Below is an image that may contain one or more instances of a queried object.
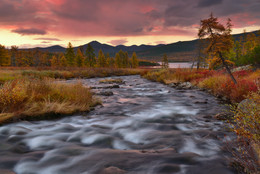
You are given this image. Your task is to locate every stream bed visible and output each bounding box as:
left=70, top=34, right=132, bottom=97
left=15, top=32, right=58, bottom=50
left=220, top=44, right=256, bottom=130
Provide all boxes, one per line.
left=0, top=75, right=235, bottom=174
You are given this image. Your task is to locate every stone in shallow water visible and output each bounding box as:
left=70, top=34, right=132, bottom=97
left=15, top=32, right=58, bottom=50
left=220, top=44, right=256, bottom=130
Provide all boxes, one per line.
left=98, top=166, right=126, bottom=174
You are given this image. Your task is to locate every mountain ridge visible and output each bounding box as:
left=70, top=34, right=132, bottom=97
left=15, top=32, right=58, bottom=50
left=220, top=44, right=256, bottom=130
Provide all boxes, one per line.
left=22, top=30, right=259, bottom=62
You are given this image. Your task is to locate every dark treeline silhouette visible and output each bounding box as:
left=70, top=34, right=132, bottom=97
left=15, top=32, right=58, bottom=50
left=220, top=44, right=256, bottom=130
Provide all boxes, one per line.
left=0, top=43, right=139, bottom=68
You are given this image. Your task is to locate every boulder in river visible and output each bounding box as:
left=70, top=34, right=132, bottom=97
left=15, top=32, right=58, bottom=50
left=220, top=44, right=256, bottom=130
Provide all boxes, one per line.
left=99, top=166, right=126, bottom=174
left=169, top=82, right=193, bottom=90
left=98, top=91, right=114, bottom=96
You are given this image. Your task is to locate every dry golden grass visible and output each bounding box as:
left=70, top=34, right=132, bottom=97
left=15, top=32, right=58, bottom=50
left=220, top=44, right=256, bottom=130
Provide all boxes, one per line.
left=0, top=78, right=100, bottom=124
left=99, top=78, right=123, bottom=84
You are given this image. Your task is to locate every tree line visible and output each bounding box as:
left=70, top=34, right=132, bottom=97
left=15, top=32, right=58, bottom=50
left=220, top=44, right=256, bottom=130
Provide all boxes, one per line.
left=0, top=43, right=139, bottom=68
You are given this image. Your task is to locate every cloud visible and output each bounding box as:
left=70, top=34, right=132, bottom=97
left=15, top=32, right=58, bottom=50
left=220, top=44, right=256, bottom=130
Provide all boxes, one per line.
left=198, top=0, right=223, bottom=7
left=12, top=28, right=47, bottom=35
left=41, top=41, right=51, bottom=43
left=0, top=0, right=259, bottom=38
left=108, top=39, right=128, bottom=46
left=34, top=38, right=61, bottom=41
left=155, top=41, right=167, bottom=45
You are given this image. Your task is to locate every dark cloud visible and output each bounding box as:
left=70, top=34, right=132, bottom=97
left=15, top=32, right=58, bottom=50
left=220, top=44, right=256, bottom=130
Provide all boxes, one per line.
left=12, top=28, right=47, bottom=35
left=108, top=39, right=128, bottom=46
left=34, top=38, right=61, bottom=41
left=198, top=0, right=223, bottom=7
left=41, top=41, right=51, bottom=43
left=1, top=0, right=260, bottom=37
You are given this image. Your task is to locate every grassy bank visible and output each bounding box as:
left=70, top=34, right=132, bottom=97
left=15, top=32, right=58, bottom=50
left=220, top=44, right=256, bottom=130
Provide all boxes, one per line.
left=0, top=67, right=148, bottom=84
left=0, top=78, right=100, bottom=124
left=144, top=68, right=259, bottom=103
left=0, top=67, right=148, bottom=124
left=143, top=68, right=260, bottom=173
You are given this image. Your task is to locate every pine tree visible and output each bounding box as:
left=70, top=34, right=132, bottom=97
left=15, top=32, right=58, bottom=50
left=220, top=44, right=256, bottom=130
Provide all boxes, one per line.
left=97, top=49, right=106, bottom=67
left=85, top=44, right=96, bottom=67
left=10, top=46, right=18, bottom=66
left=131, top=52, right=138, bottom=68
left=59, top=53, right=68, bottom=67
left=115, top=53, right=121, bottom=68
left=0, top=45, right=11, bottom=66
left=65, top=42, right=75, bottom=66
left=50, top=55, right=59, bottom=67
left=161, top=54, right=169, bottom=69
left=198, top=13, right=237, bottom=84
left=75, top=48, right=84, bottom=67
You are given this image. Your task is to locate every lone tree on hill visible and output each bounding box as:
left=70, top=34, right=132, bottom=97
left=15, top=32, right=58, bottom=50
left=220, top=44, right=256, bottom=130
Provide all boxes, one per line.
left=198, top=13, right=237, bottom=84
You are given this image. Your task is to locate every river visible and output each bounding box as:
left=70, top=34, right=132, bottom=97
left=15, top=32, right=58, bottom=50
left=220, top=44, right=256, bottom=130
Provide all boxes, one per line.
left=0, top=75, right=235, bottom=174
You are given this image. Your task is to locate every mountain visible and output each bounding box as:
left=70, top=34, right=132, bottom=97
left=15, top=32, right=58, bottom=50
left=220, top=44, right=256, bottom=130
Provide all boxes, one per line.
left=25, top=30, right=259, bottom=62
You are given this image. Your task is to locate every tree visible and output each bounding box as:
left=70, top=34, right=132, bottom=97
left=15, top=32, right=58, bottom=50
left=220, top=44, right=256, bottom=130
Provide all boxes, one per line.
left=0, top=45, right=11, bottom=66
left=131, top=52, right=138, bottom=68
left=97, top=49, right=106, bottom=67
left=198, top=13, right=237, bottom=84
left=50, top=55, right=59, bottom=67
left=59, top=53, right=68, bottom=67
left=75, top=48, right=84, bottom=67
left=10, top=46, right=18, bottom=66
left=85, top=44, right=96, bottom=67
left=115, top=53, right=121, bottom=68
left=65, top=42, right=75, bottom=66
left=161, top=54, right=169, bottom=69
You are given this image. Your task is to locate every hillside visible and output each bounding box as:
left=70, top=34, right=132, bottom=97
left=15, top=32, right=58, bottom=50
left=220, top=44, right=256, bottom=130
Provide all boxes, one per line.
left=24, top=30, right=259, bottom=62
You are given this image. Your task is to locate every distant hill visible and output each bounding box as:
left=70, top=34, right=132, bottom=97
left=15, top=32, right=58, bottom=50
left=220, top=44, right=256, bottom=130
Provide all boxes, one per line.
left=24, top=30, right=259, bottom=62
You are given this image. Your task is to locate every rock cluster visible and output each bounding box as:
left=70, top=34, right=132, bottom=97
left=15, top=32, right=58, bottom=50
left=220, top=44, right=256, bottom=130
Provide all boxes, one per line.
left=168, top=82, right=193, bottom=90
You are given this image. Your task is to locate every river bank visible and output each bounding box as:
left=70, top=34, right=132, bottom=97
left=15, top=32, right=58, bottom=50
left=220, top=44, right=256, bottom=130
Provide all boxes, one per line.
left=0, top=75, right=236, bottom=174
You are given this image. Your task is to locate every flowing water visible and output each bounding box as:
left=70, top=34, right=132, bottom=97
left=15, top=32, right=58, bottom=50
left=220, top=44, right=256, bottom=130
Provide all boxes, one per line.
left=0, top=75, right=235, bottom=174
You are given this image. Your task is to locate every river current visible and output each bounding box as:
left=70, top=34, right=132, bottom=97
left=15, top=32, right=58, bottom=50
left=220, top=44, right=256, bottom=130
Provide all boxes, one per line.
left=0, top=75, right=235, bottom=174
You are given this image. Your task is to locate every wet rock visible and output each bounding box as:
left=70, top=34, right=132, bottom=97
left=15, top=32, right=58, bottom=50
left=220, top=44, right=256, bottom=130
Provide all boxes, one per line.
left=98, top=91, right=114, bottom=96
left=214, top=112, right=233, bottom=120
left=237, top=99, right=256, bottom=113
left=99, top=166, right=126, bottom=174
left=194, top=100, right=208, bottom=104
left=231, top=65, right=252, bottom=72
left=0, top=169, right=15, bottom=174
left=91, top=85, right=120, bottom=89
left=99, top=79, right=125, bottom=85
left=155, top=164, right=180, bottom=173
left=169, top=82, right=193, bottom=90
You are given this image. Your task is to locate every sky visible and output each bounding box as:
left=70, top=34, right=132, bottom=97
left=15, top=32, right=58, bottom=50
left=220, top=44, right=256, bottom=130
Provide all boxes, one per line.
left=0, top=0, right=259, bottom=48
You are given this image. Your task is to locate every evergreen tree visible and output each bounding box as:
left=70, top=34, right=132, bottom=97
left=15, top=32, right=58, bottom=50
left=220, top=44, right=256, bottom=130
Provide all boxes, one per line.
left=10, top=46, right=18, bottom=66
left=75, top=48, right=84, bottom=67
left=115, top=53, right=121, bottom=68
left=131, top=52, right=138, bottom=68
left=65, top=42, right=75, bottom=66
left=59, top=53, right=68, bottom=67
left=0, top=45, right=11, bottom=66
left=161, top=54, right=169, bottom=69
left=97, top=49, right=106, bottom=67
left=50, top=55, right=59, bottom=67
left=85, top=44, right=96, bottom=67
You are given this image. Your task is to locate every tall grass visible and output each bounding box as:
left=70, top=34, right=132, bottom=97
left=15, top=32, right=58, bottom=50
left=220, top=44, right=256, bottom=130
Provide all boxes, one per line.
left=143, top=68, right=259, bottom=103
left=0, top=78, right=100, bottom=124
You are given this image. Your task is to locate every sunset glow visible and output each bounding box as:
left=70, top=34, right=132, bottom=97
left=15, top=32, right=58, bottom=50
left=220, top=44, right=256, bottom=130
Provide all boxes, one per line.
left=0, top=0, right=259, bottom=48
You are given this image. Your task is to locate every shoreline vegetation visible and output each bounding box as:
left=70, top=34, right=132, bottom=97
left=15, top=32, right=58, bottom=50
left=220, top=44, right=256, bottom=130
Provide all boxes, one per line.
left=0, top=67, right=148, bottom=125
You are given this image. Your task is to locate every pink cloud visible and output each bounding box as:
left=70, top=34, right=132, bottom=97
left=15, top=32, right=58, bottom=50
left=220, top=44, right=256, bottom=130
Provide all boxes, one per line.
left=0, top=0, right=259, bottom=38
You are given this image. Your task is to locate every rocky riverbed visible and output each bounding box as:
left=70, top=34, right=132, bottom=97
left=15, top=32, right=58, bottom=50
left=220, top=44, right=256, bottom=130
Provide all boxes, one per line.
left=0, top=75, right=235, bottom=174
